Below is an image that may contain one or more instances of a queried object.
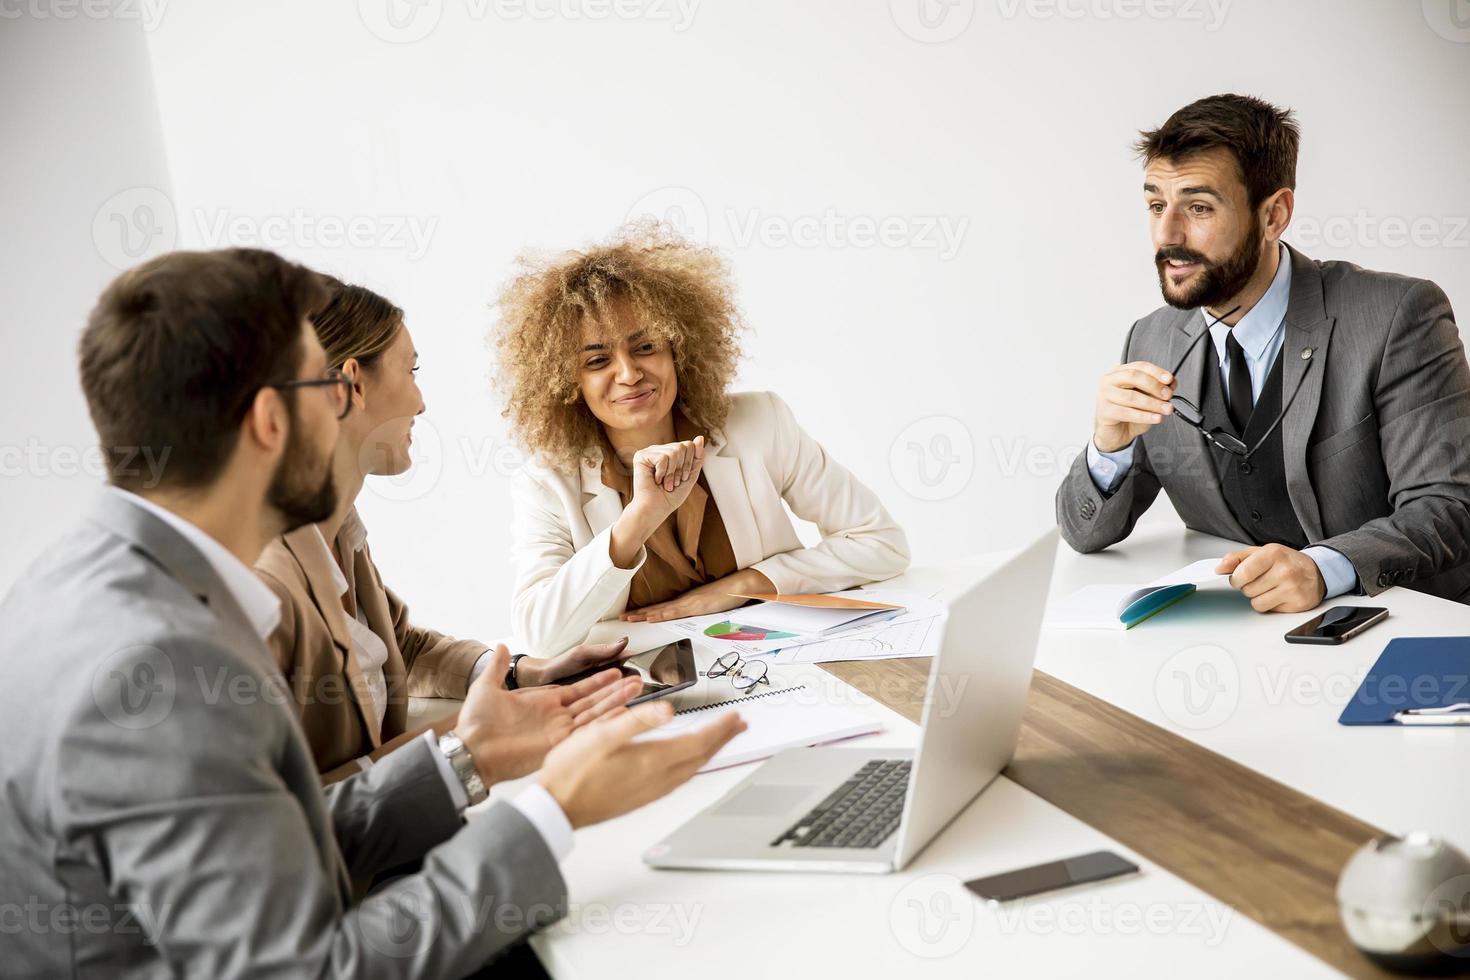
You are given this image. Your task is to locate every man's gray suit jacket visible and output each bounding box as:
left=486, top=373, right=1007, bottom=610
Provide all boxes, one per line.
left=0, top=491, right=567, bottom=977
left=1057, top=243, right=1470, bottom=602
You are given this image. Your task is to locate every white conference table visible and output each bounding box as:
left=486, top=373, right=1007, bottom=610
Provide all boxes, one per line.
left=412, top=508, right=1470, bottom=977
left=1032, top=509, right=1470, bottom=854
left=486, top=662, right=1336, bottom=979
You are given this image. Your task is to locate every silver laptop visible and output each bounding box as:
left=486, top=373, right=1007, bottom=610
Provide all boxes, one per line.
left=643, top=529, right=1058, bottom=874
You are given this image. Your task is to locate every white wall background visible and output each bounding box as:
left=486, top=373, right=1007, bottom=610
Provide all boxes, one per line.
left=4, top=0, right=1468, bottom=645
left=0, top=12, right=174, bottom=590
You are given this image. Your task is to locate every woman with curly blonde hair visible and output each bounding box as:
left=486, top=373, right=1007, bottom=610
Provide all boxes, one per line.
left=494, top=224, right=911, bottom=657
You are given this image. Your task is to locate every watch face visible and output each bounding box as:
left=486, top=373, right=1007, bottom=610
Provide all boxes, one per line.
left=440, top=734, right=488, bottom=805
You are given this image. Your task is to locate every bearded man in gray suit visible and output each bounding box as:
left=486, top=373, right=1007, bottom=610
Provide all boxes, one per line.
left=1057, top=94, right=1470, bottom=611
left=0, top=248, right=742, bottom=978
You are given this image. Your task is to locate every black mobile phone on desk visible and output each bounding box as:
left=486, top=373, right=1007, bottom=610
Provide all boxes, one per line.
left=964, top=851, right=1139, bottom=903
left=552, top=639, right=697, bottom=705
left=1284, top=606, right=1389, bottom=645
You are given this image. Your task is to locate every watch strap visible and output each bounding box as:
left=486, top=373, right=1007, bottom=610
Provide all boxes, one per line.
left=437, top=730, right=488, bottom=807
left=505, top=652, right=529, bottom=690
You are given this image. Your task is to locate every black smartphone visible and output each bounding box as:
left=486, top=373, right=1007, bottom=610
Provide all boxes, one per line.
left=1284, top=606, right=1389, bottom=645
left=964, top=851, right=1139, bottom=903
left=552, top=639, right=697, bottom=705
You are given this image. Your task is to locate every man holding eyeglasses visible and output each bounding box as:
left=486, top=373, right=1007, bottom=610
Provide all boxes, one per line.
left=0, top=248, right=743, bottom=978
left=1057, top=94, right=1470, bottom=612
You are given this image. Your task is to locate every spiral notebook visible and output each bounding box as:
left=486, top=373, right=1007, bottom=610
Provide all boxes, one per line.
left=637, top=684, right=884, bottom=773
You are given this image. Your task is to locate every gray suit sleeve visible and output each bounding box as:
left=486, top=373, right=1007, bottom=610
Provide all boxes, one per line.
left=323, top=737, right=463, bottom=880
left=1056, top=320, right=1164, bottom=551
left=53, top=637, right=567, bottom=978
left=1315, top=280, right=1470, bottom=594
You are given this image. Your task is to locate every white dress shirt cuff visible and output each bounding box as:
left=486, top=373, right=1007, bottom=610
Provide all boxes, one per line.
left=424, top=730, right=469, bottom=812
left=468, top=648, right=496, bottom=685
left=424, top=733, right=575, bottom=862
left=1303, top=546, right=1360, bottom=600
left=510, top=783, right=575, bottom=862
left=1085, top=438, right=1136, bottom=494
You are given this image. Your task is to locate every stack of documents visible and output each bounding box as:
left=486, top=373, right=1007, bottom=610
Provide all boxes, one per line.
left=723, top=592, right=904, bottom=636
left=663, top=589, right=946, bottom=665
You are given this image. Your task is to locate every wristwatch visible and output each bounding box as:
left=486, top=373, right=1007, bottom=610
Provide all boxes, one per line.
left=505, top=652, right=529, bottom=690
left=437, top=730, right=488, bottom=807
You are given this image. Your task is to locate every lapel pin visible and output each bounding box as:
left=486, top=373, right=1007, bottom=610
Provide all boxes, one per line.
left=1301, top=347, right=1313, bottom=360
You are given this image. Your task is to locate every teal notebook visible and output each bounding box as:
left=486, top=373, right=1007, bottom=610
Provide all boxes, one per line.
left=1045, top=559, right=1225, bottom=631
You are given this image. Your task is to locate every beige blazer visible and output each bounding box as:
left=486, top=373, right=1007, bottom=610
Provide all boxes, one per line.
left=256, top=510, right=486, bottom=781
left=510, top=390, right=912, bottom=657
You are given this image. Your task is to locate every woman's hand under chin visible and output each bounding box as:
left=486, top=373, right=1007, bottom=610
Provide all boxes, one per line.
left=621, top=568, right=776, bottom=624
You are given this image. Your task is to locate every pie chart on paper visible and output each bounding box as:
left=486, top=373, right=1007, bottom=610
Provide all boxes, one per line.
left=703, top=621, right=797, bottom=642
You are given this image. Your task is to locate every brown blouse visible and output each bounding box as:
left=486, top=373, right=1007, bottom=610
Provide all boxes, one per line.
left=601, top=413, right=739, bottom=609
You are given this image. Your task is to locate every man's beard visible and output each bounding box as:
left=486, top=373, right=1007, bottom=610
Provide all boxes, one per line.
left=1155, top=216, right=1263, bottom=311
left=267, top=416, right=337, bottom=532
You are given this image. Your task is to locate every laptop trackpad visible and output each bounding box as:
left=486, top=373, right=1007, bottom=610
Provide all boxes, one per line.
left=712, top=784, right=813, bottom=818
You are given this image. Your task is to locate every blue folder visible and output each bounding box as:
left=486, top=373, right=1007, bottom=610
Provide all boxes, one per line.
left=1338, top=637, right=1470, bottom=725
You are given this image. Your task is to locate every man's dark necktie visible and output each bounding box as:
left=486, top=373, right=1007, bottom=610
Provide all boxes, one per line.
left=1224, top=331, right=1253, bottom=433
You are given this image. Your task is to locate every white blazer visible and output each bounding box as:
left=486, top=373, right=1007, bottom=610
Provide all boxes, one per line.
left=510, top=390, right=912, bottom=656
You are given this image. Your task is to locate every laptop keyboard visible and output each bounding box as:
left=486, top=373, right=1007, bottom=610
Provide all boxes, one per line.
left=772, top=759, right=911, bottom=849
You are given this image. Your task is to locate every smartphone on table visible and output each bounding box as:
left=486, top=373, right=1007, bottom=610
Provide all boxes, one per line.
left=1284, top=606, right=1388, bottom=645
left=552, top=639, right=698, bottom=705
left=964, top=850, right=1140, bottom=903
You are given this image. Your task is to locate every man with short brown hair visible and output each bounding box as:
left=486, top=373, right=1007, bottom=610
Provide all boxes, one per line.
left=1057, top=94, right=1470, bottom=611
left=0, top=247, right=742, bottom=978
